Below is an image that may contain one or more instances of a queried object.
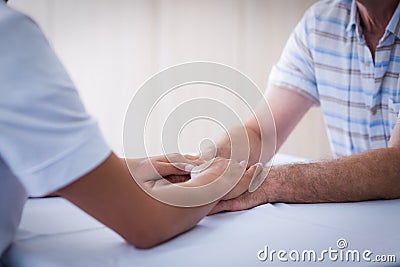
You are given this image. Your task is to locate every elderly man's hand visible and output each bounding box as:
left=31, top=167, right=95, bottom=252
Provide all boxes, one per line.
left=208, top=162, right=267, bottom=214
left=208, top=190, right=268, bottom=215
left=186, top=158, right=259, bottom=190
left=219, top=162, right=264, bottom=200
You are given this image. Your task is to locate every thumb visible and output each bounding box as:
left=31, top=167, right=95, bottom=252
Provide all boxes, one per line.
left=248, top=164, right=268, bottom=193
left=221, top=163, right=262, bottom=201
left=208, top=200, right=231, bottom=215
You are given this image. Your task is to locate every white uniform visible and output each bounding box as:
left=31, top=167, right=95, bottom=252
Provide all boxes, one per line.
left=0, top=2, right=110, bottom=258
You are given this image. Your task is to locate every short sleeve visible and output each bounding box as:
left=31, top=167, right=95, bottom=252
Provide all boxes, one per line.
left=0, top=6, right=111, bottom=196
left=268, top=8, right=320, bottom=105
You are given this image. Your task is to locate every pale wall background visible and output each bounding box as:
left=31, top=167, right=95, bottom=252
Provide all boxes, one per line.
left=9, top=0, right=333, bottom=160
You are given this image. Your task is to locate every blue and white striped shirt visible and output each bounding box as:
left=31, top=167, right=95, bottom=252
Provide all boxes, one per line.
left=269, top=0, right=400, bottom=157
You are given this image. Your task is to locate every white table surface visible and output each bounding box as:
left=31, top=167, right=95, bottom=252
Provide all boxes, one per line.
left=2, top=154, right=400, bottom=267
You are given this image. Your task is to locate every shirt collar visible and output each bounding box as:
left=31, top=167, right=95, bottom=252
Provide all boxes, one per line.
left=346, top=0, right=400, bottom=40
left=386, top=2, right=400, bottom=39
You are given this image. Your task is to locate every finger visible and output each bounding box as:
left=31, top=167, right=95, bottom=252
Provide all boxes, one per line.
left=171, top=162, right=197, bottom=172
left=144, top=176, right=177, bottom=188
left=183, top=154, right=200, bottom=160
left=155, top=153, right=189, bottom=164
left=152, top=179, right=170, bottom=187
left=190, top=159, right=216, bottom=176
left=156, top=162, right=194, bottom=177
left=158, top=153, right=206, bottom=167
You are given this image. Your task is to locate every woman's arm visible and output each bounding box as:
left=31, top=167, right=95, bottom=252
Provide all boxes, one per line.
left=57, top=153, right=256, bottom=248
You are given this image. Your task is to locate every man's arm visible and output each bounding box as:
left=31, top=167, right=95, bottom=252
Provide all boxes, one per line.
left=211, top=123, right=400, bottom=213
left=211, top=86, right=313, bottom=165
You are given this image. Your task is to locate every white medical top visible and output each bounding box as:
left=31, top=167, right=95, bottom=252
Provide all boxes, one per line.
left=0, top=2, right=110, bottom=258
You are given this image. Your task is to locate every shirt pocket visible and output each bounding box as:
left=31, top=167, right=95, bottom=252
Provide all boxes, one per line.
left=388, top=97, right=400, bottom=129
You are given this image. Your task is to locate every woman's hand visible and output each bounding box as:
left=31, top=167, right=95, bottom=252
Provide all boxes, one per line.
left=180, top=157, right=261, bottom=201
left=125, top=153, right=204, bottom=188
left=126, top=154, right=262, bottom=207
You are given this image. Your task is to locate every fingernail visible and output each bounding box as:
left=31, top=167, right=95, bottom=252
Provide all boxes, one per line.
left=249, top=164, right=266, bottom=193
left=184, top=164, right=195, bottom=172
left=248, top=173, right=261, bottom=193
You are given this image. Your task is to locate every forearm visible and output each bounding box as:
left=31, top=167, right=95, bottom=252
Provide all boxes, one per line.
left=58, top=153, right=217, bottom=249
left=137, top=194, right=216, bottom=248
left=264, top=148, right=400, bottom=203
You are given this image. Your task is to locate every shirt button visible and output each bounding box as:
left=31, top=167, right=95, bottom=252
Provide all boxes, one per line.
left=371, top=106, right=378, bottom=115
left=365, top=61, right=370, bottom=67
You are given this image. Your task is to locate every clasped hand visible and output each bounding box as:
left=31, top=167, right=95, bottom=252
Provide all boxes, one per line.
left=126, top=153, right=263, bottom=202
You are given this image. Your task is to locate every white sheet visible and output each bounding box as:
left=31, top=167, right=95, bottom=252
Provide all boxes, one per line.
left=2, top=154, right=400, bottom=267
